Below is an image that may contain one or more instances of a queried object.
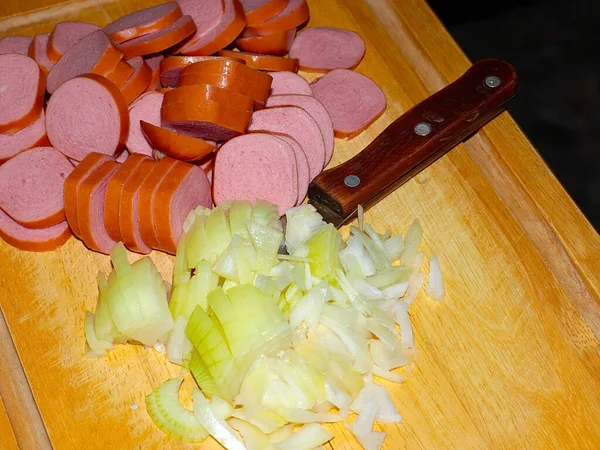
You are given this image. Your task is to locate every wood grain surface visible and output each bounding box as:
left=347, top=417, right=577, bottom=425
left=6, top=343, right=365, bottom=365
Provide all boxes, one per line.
left=1, top=0, right=600, bottom=449
left=0, top=394, right=19, bottom=450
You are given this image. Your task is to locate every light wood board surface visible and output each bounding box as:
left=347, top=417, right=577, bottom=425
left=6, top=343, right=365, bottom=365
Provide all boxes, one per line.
left=1, top=0, right=600, bottom=448
left=0, top=394, right=19, bottom=450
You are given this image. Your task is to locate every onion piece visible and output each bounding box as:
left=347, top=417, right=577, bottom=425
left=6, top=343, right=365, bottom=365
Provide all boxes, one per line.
left=146, top=377, right=209, bottom=443
left=84, top=311, right=113, bottom=356
left=166, top=316, right=193, bottom=365
left=273, top=423, right=334, bottom=450
left=228, top=417, right=273, bottom=450
left=192, top=388, right=246, bottom=450
left=425, top=254, right=445, bottom=302
left=268, top=424, right=294, bottom=443
left=351, top=383, right=402, bottom=424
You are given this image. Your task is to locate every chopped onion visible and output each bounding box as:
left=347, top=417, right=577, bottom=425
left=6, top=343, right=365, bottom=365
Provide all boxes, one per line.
left=400, top=219, right=423, bottom=268
left=83, top=312, right=112, bottom=356
left=268, top=424, right=294, bottom=443
left=227, top=417, right=272, bottom=450
left=86, top=200, right=445, bottom=449
left=146, top=377, right=208, bottom=443
left=425, top=254, right=445, bottom=302
left=192, top=388, right=246, bottom=450
left=403, top=272, right=427, bottom=306
left=351, top=383, right=402, bottom=424
left=273, top=423, right=334, bottom=450
left=371, top=365, right=405, bottom=383
left=395, top=302, right=414, bottom=349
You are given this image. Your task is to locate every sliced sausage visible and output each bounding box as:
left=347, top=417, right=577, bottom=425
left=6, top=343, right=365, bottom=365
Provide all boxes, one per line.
left=0, top=210, right=71, bottom=252
left=0, top=54, right=45, bottom=134
left=0, top=147, right=73, bottom=229
left=268, top=71, right=311, bottom=96
left=218, top=49, right=298, bottom=72
left=310, top=69, right=386, bottom=139
left=177, top=0, right=246, bottom=56
left=141, top=121, right=216, bottom=162
left=47, top=74, right=129, bottom=161
left=161, top=98, right=253, bottom=141
left=265, top=94, right=334, bottom=165
left=121, top=57, right=152, bottom=104
left=163, top=84, right=254, bottom=112
left=103, top=153, right=149, bottom=242
left=46, top=30, right=123, bottom=94
left=118, top=15, right=197, bottom=58
left=47, top=21, right=101, bottom=62
left=289, top=27, right=365, bottom=72
left=153, top=161, right=212, bottom=254
left=119, top=158, right=156, bottom=253
left=246, top=0, right=308, bottom=33
left=126, top=91, right=163, bottom=156
left=270, top=133, right=309, bottom=205
left=179, top=59, right=272, bottom=104
left=240, top=0, right=288, bottom=26
left=247, top=105, right=325, bottom=179
left=106, top=59, right=135, bottom=89
left=77, top=160, right=120, bottom=254
left=213, top=133, right=298, bottom=216
left=159, top=55, right=245, bottom=87
left=144, top=54, right=164, bottom=91
left=27, top=33, right=55, bottom=74
left=64, top=153, right=112, bottom=237
left=0, top=36, right=33, bottom=55
left=115, top=149, right=130, bottom=162
left=235, top=28, right=296, bottom=55
left=0, top=109, right=48, bottom=163
left=199, top=153, right=215, bottom=178
left=104, top=2, right=182, bottom=44
left=137, top=157, right=179, bottom=250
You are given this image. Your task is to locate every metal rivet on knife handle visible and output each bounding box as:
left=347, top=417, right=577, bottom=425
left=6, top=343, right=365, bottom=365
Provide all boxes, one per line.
left=414, top=122, right=432, bottom=136
left=344, top=175, right=360, bottom=188
left=484, top=75, right=501, bottom=88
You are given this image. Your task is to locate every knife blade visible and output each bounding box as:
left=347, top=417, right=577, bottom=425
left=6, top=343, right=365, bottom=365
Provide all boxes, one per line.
left=306, top=58, right=518, bottom=227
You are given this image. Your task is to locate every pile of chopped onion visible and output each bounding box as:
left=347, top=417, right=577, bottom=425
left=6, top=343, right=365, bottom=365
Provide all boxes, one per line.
left=85, top=201, right=445, bottom=450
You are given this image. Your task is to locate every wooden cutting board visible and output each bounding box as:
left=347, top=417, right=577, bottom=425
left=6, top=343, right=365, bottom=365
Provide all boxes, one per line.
left=2, top=0, right=600, bottom=448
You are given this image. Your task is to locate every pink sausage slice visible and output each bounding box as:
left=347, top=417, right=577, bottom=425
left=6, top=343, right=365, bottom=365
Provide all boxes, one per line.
left=77, top=160, right=120, bottom=254
left=213, top=133, right=298, bottom=216
left=268, top=71, right=311, bottom=96
left=176, top=0, right=223, bottom=53
left=28, top=34, right=55, bottom=74
left=0, top=147, right=74, bottom=229
left=270, top=133, right=309, bottom=205
left=47, top=74, right=129, bottom=161
left=289, top=27, right=365, bottom=72
left=46, top=30, right=122, bottom=94
left=153, top=161, right=212, bottom=254
left=144, top=54, right=164, bottom=91
left=247, top=105, right=325, bottom=179
left=177, top=0, right=245, bottom=56
left=0, top=210, right=70, bottom=252
left=310, top=69, right=386, bottom=139
left=104, top=2, right=182, bottom=44
left=265, top=94, right=334, bottom=166
left=0, top=54, right=45, bottom=134
left=0, top=109, right=48, bottom=163
left=0, top=36, right=33, bottom=55
left=47, top=21, right=101, bottom=62
left=126, top=91, right=164, bottom=156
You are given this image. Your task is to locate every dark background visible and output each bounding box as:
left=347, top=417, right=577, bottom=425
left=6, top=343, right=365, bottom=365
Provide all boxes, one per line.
left=426, top=0, right=599, bottom=231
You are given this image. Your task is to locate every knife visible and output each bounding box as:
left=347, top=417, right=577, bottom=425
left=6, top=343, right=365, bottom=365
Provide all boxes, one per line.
left=306, top=58, right=518, bottom=227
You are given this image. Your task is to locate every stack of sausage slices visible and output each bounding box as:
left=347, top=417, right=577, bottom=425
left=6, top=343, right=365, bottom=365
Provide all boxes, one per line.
left=0, top=0, right=387, bottom=255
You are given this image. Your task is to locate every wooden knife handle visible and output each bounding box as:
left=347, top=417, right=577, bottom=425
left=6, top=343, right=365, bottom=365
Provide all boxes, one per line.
left=307, top=58, right=518, bottom=227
